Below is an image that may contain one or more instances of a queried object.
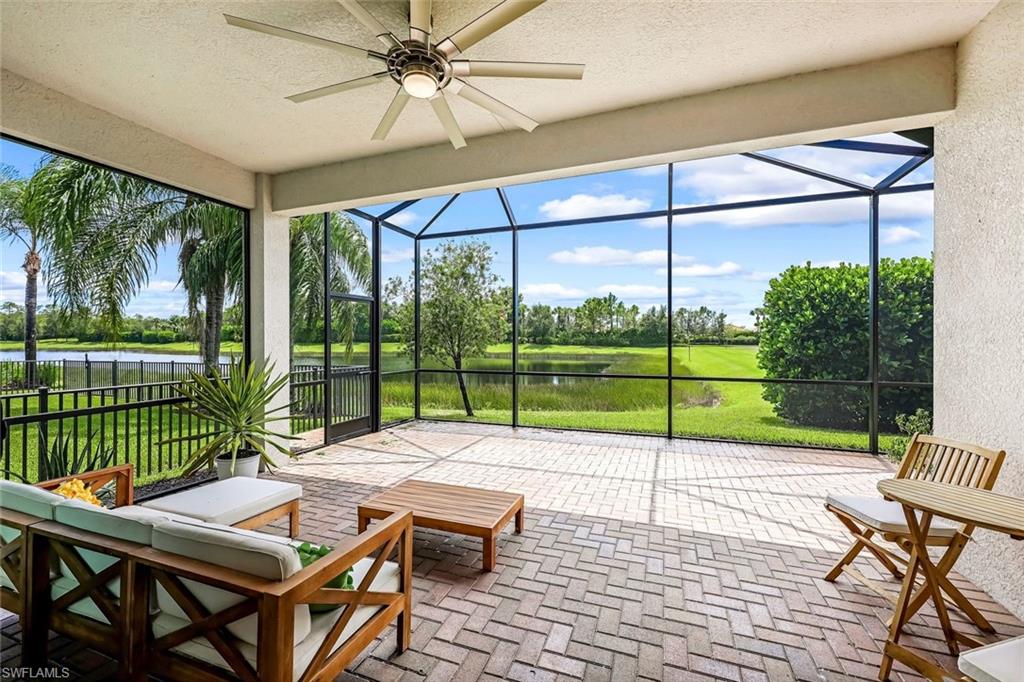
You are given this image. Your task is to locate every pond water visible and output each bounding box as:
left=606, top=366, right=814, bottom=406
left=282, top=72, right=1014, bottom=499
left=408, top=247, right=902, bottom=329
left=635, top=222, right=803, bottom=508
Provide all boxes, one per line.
left=2, top=349, right=614, bottom=386
left=0, top=349, right=224, bottom=363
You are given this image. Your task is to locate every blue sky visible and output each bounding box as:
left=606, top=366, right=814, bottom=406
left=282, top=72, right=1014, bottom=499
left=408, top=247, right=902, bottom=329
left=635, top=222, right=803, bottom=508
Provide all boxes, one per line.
left=4, top=134, right=933, bottom=329
left=381, top=133, right=934, bottom=328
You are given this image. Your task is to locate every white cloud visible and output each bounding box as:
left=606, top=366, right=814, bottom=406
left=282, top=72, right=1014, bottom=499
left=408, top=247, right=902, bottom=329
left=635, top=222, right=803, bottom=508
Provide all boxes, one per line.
left=146, top=279, right=179, bottom=292
left=597, top=284, right=700, bottom=299
left=743, top=271, right=777, bottom=282
left=388, top=210, right=418, bottom=228
left=880, top=225, right=922, bottom=245
left=539, top=193, right=651, bottom=220
left=672, top=192, right=931, bottom=228
left=547, top=246, right=675, bottom=267
left=675, top=155, right=836, bottom=203
left=520, top=281, right=698, bottom=301
left=381, top=247, right=414, bottom=263
left=520, top=283, right=587, bottom=299
left=656, top=261, right=743, bottom=277
left=667, top=151, right=933, bottom=228
left=810, top=259, right=844, bottom=268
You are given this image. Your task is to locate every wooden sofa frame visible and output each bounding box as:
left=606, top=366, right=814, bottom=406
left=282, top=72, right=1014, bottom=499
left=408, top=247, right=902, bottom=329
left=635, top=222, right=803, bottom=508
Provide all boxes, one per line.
left=0, top=467, right=414, bottom=681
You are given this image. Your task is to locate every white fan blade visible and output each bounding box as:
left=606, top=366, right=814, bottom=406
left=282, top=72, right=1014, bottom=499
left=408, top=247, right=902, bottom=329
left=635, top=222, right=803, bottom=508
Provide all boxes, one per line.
left=372, top=88, right=411, bottom=140
left=287, top=72, right=390, bottom=103
left=448, top=80, right=538, bottom=132
left=436, top=0, right=546, bottom=58
left=429, top=94, right=467, bottom=149
left=451, top=60, right=584, bottom=80
left=338, top=0, right=402, bottom=49
left=224, top=15, right=382, bottom=61
left=410, top=0, right=431, bottom=43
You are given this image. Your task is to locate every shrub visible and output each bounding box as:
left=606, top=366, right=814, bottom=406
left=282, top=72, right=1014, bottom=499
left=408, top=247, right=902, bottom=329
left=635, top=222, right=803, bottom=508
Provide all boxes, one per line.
left=758, top=258, right=932, bottom=430
left=884, top=408, right=933, bottom=463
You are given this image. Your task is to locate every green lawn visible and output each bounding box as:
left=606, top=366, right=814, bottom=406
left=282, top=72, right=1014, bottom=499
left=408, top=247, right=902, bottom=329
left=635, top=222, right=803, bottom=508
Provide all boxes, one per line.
left=400, top=343, right=899, bottom=452
left=1, top=391, right=214, bottom=485
left=4, top=340, right=903, bottom=472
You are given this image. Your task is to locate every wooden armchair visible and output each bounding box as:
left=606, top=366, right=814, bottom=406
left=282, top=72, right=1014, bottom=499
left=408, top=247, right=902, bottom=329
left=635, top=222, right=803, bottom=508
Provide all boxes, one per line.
left=134, top=510, right=414, bottom=682
left=824, top=433, right=1005, bottom=632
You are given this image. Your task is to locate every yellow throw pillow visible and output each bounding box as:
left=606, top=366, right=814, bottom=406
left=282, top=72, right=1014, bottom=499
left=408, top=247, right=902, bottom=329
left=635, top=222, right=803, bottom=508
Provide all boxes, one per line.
left=53, top=478, right=103, bottom=507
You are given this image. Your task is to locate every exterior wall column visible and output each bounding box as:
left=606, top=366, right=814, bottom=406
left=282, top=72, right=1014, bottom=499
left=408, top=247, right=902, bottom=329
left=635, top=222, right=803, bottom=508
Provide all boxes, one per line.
left=249, top=173, right=292, bottom=455
left=933, top=0, right=1023, bottom=619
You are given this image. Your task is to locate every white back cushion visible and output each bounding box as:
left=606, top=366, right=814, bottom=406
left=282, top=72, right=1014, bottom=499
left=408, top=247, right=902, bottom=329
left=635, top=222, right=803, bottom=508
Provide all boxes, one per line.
left=0, top=480, right=64, bottom=519
left=151, top=520, right=310, bottom=646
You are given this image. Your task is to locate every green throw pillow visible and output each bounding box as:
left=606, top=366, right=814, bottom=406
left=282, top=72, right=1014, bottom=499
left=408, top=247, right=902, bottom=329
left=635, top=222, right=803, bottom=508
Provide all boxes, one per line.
left=294, top=541, right=355, bottom=613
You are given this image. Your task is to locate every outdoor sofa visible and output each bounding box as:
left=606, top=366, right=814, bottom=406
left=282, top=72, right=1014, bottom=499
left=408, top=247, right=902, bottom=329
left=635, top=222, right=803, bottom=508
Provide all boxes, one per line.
left=0, top=466, right=414, bottom=681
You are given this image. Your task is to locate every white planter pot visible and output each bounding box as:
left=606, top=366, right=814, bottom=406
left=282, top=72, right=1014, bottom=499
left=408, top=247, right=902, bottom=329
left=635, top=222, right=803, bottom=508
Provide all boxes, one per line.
left=215, top=453, right=260, bottom=480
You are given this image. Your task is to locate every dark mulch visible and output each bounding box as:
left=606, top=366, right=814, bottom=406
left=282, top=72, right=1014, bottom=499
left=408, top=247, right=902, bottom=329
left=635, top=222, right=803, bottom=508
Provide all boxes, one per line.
left=134, top=469, right=216, bottom=502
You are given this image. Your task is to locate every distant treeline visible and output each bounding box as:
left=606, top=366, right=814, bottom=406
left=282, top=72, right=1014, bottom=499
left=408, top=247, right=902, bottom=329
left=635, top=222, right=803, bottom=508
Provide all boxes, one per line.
left=0, top=301, right=243, bottom=344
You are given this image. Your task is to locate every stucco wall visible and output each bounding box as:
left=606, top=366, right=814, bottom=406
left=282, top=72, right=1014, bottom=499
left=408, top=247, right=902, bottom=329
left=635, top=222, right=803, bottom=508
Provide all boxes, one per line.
left=934, top=0, right=1024, bottom=618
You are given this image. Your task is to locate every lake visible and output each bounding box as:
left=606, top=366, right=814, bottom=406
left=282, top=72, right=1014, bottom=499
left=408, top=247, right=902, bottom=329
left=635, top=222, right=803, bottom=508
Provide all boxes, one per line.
left=1, top=350, right=612, bottom=385
left=0, top=349, right=226, bottom=363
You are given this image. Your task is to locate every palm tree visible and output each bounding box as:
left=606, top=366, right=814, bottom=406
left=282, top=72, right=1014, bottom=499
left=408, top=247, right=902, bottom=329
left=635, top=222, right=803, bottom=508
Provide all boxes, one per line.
left=175, top=203, right=245, bottom=366
left=289, top=213, right=371, bottom=361
left=0, top=164, right=54, bottom=383
left=31, top=157, right=247, bottom=367
left=8, top=154, right=372, bottom=372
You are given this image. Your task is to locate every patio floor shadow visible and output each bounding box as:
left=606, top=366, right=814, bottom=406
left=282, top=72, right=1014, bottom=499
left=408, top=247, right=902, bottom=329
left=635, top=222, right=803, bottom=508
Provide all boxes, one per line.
left=2, top=421, right=1021, bottom=681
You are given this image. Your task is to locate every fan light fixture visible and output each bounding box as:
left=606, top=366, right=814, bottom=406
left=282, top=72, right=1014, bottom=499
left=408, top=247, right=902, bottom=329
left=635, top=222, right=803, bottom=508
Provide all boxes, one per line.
left=401, top=67, right=438, bottom=99
left=225, top=0, right=586, bottom=149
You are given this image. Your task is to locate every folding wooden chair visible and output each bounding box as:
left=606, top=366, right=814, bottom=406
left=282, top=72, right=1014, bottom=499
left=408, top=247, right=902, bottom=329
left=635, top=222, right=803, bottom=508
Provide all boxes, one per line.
left=824, top=433, right=1005, bottom=632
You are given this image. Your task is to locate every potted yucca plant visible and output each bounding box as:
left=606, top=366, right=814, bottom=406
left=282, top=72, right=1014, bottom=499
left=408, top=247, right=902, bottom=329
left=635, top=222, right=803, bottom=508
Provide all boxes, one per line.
left=166, top=359, right=296, bottom=479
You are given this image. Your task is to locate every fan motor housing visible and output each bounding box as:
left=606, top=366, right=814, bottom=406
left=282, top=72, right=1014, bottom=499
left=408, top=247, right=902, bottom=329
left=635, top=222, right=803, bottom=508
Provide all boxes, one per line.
left=386, top=41, right=452, bottom=89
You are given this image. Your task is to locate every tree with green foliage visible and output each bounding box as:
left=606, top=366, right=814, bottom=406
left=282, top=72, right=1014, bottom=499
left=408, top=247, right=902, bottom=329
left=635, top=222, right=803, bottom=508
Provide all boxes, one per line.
left=757, top=257, right=933, bottom=430
left=393, top=239, right=508, bottom=416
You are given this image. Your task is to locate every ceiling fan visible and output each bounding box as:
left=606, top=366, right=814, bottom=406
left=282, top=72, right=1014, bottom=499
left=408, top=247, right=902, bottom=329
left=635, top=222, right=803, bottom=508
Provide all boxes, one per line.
left=225, top=0, right=584, bottom=149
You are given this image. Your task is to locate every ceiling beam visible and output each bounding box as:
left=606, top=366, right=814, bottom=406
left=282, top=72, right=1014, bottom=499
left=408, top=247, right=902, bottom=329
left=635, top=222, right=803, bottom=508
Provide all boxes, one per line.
left=270, top=47, right=954, bottom=215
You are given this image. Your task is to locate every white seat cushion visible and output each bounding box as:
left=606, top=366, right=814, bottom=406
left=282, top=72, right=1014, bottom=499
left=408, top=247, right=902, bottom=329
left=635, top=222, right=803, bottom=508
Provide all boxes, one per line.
left=152, top=557, right=401, bottom=679
left=151, top=518, right=311, bottom=647
left=0, top=479, right=65, bottom=519
left=140, top=477, right=301, bottom=526
left=958, top=635, right=1024, bottom=682
left=51, top=499, right=171, bottom=620
left=827, top=495, right=960, bottom=538
left=0, top=480, right=66, bottom=589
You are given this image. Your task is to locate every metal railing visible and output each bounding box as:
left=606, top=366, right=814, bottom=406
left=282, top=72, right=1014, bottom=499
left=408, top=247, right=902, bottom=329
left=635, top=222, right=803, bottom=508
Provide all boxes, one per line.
left=287, top=365, right=372, bottom=435
left=0, top=381, right=215, bottom=483
left=0, top=363, right=374, bottom=483
left=0, top=358, right=232, bottom=393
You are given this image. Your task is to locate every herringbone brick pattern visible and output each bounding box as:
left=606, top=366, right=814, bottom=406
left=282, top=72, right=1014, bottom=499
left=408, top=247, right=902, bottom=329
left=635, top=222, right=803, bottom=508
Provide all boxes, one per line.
left=2, top=421, right=1021, bottom=681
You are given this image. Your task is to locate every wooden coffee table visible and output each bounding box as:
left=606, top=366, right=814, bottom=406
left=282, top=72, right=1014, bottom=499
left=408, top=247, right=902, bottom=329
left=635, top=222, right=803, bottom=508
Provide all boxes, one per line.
left=358, top=479, right=525, bottom=571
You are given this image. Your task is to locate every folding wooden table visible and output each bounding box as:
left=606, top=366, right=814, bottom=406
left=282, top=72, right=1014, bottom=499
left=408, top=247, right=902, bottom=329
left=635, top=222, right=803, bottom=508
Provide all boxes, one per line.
left=876, top=479, right=1024, bottom=681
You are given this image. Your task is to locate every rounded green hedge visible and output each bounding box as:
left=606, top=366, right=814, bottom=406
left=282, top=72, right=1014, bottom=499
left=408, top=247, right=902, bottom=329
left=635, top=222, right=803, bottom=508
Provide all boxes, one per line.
left=757, top=257, right=932, bottom=431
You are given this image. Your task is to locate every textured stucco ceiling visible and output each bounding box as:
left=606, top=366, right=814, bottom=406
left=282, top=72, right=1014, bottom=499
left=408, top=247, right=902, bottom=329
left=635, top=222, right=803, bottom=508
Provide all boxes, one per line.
left=0, top=1, right=997, bottom=173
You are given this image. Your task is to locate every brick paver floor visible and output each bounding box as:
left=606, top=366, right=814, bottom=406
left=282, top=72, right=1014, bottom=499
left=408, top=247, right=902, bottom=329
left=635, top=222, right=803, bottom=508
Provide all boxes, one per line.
left=3, top=421, right=1021, bottom=680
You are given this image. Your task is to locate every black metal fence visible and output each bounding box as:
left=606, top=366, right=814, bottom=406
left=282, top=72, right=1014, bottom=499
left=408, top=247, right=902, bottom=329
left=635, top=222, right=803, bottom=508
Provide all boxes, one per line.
left=0, top=358, right=232, bottom=394
left=0, top=381, right=215, bottom=484
left=287, top=365, right=372, bottom=436
left=289, top=365, right=325, bottom=435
